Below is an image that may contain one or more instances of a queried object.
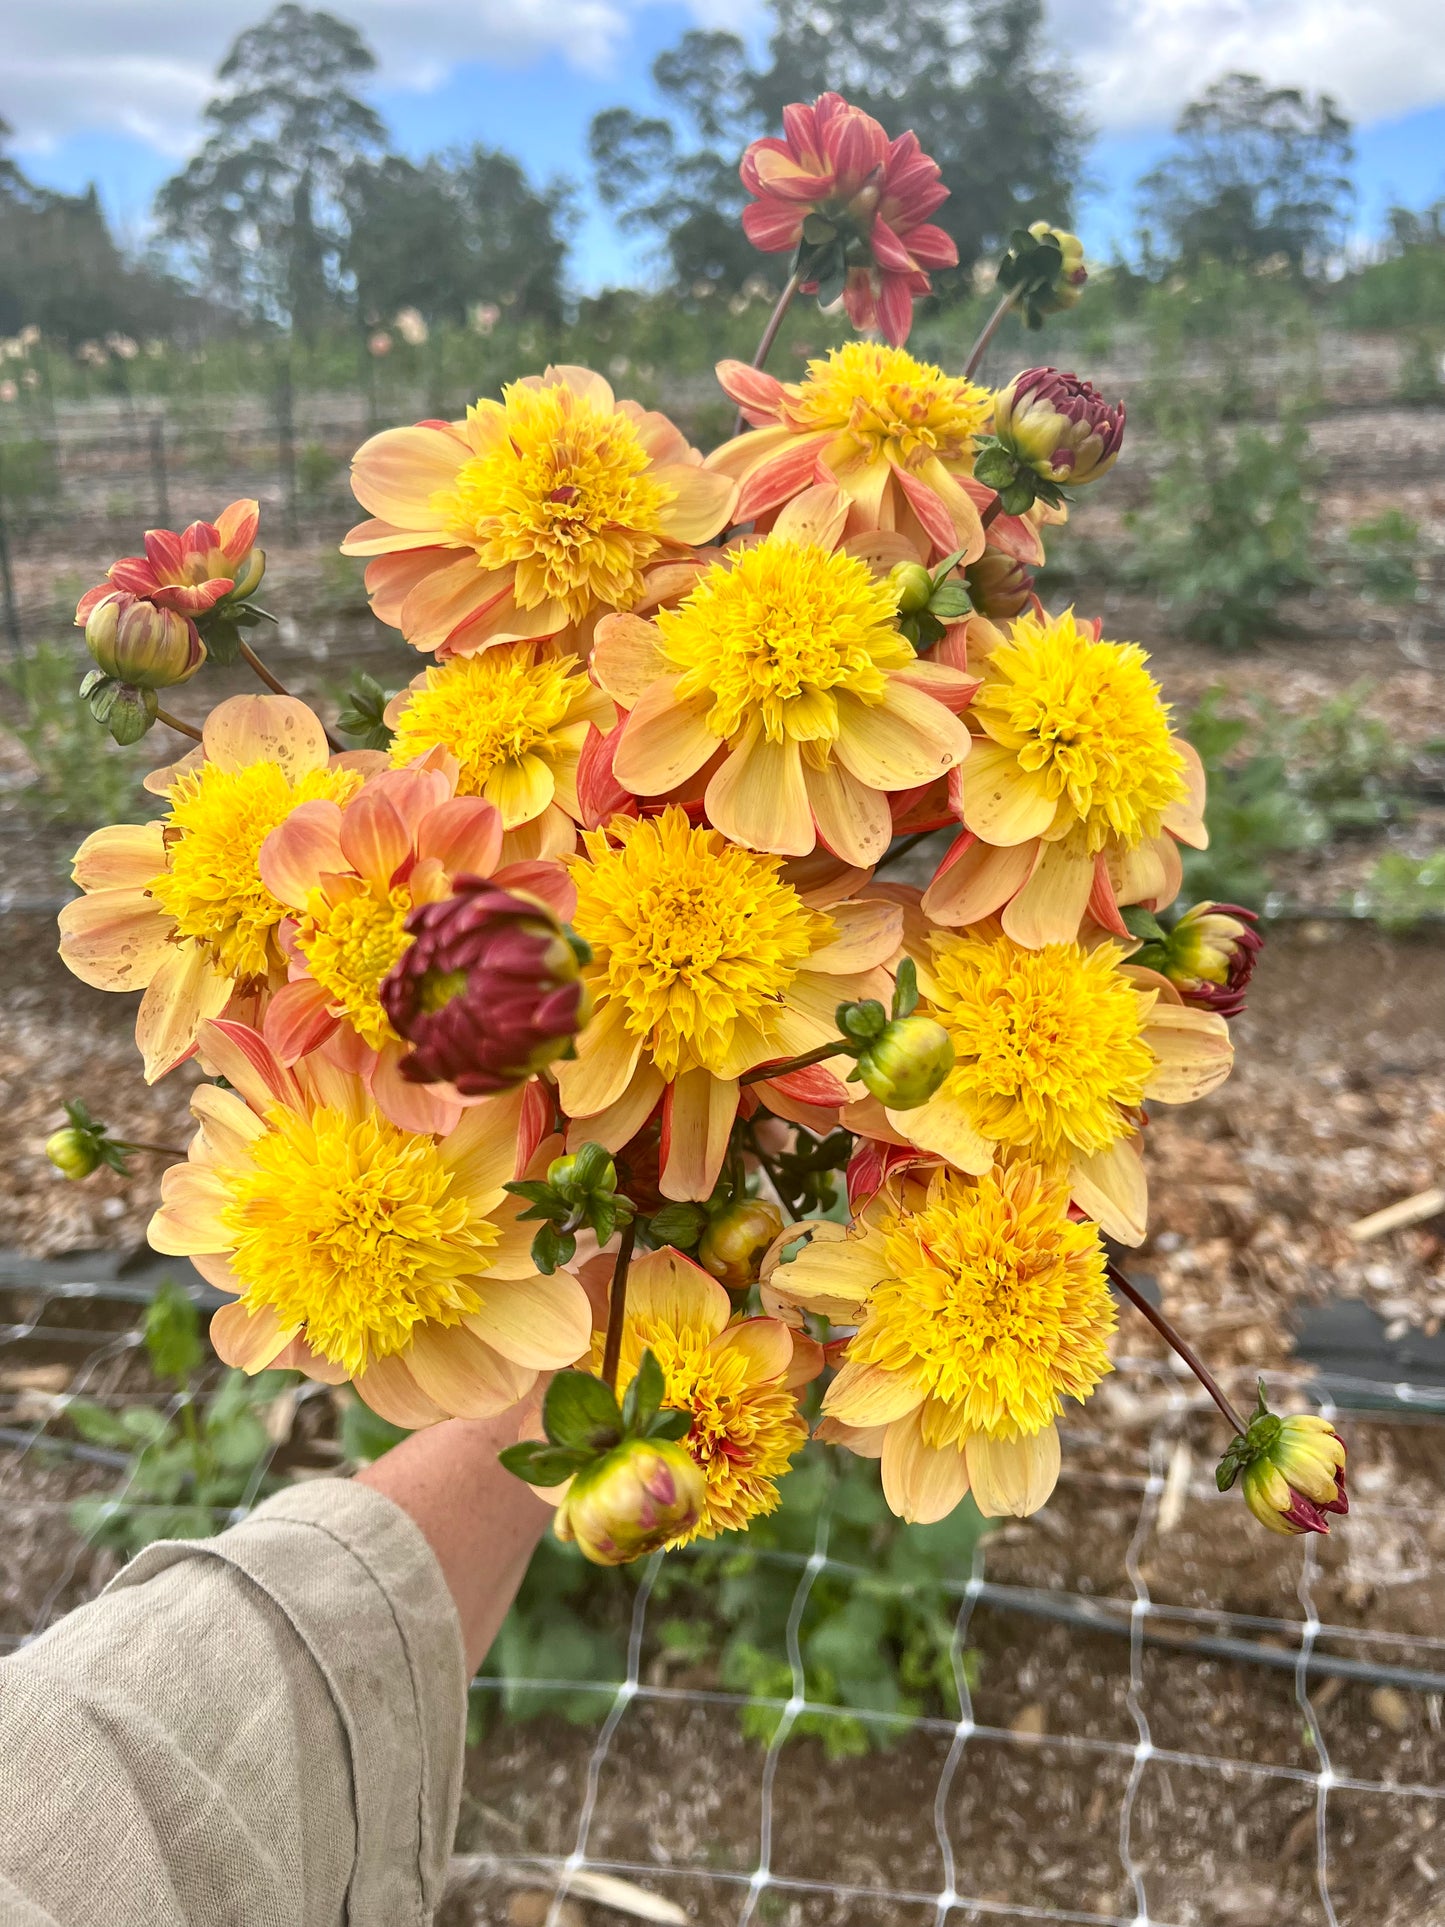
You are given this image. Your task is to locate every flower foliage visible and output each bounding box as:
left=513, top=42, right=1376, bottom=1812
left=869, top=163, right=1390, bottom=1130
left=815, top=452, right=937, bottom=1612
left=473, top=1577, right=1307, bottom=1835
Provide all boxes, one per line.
left=53, top=87, right=1314, bottom=1564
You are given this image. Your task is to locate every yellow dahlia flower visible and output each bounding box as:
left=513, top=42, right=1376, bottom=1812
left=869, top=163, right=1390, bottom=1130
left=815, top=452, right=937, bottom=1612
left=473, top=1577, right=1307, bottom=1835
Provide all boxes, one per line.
left=384, top=641, right=615, bottom=861
left=866, top=923, right=1233, bottom=1244
left=256, top=759, right=575, bottom=1133
left=583, top=1245, right=822, bottom=1540
left=592, top=485, right=974, bottom=867
left=342, top=366, right=737, bottom=657
left=148, top=1018, right=591, bottom=1427
left=556, top=806, right=901, bottom=1200
left=58, top=695, right=368, bottom=1083
left=710, top=341, right=1044, bottom=565
left=767, top=1161, right=1114, bottom=1522
left=924, top=610, right=1207, bottom=946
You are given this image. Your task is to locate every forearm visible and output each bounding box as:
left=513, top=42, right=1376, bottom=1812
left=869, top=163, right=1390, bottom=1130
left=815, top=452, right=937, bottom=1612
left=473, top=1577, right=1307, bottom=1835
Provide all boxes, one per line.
left=356, top=1411, right=551, bottom=1673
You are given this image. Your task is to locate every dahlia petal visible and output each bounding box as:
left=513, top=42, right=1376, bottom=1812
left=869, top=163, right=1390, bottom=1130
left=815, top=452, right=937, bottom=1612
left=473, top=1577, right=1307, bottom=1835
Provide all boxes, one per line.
left=271, top=1337, right=350, bottom=1384
left=564, top=1059, right=666, bottom=1158
left=833, top=683, right=969, bottom=791
left=825, top=1356, right=927, bottom=1426
left=958, top=740, right=1058, bottom=846
left=652, top=464, right=737, bottom=543
left=438, top=1084, right=530, bottom=1199
left=713, top=359, right=787, bottom=424
left=1108, top=835, right=1172, bottom=907
left=195, top=1017, right=298, bottom=1113
left=904, top=223, right=959, bottom=270
left=735, top=437, right=834, bottom=522
left=612, top=679, right=717, bottom=796
left=498, top=805, right=578, bottom=868
left=342, top=519, right=449, bottom=558
left=1162, top=738, right=1209, bottom=848
left=966, top=1425, right=1060, bottom=1519
left=555, top=996, right=645, bottom=1117
left=881, top=1407, right=972, bottom=1525
left=368, top=1044, right=463, bottom=1134
left=1069, top=1136, right=1148, bottom=1246
left=57, top=888, right=173, bottom=992
left=905, top=459, right=986, bottom=561
left=869, top=216, right=917, bottom=274
left=349, top=423, right=467, bottom=529
left=187, top=1250, right=241, bottom=1291
left=592, top=613, right=669, bottom=707
left=364, top=549, right=453, bottom=631
left=71, top=821, right=166, bottom=893
left=623, top=1246, right=730, bottom=1340
left=191, top=1083, right=266, bottom=1164
left=407, top=1321, right=536, bottom=1418
left=258, top=799, right=347, bottom=910
left=626, top=406, right=692, bottom=465
left=1000, top=839, right=1095, bottom=948
left=890, top=1087, right=994, bottom=1175
left=210, top=1301, right=299, bottom=1374
left=659, top=1067, right=738, bottom=1202
left=444, top=591, right=569, bottom=656
left=148, top=1168, right=232, bottom=1256
left=768, top=1232, right=889, bottom=1319
left=1086, top=852, right=1132, bottom=939
left=262, top=976, right=338, bottom=1064
left=399, top=552, right=512, bottom=653
left=713, top=1315, right=794, bottom=1386
left=814, top=1416, right=888, bottom=1458
left=806, top=898, right=904, bottom=973
left=202, top=693, right=330, bottom=782
left=472, top=1269, right=595, bottom=1371
left=354, top=1351, right=449, bottom=1428
left=339, top=784, right=411, bottom=888
left=891, top=659, right=979, bottom=713
left=922, top=834, right=1033, bottom=930
left=771, top=481, right=849, bottom=550
left=545, top=363, right=616, bottom=411
left=876, top=273, right=916, bottom=348
left=804, top=755, right=893, bottom=868
left=1142, top=1004, right=1234, bottom=1103
left=214, top=498, right=261, bottom=562
left=414, top=795, right=504, bottom=878
left=491, top=856, right=576, bottom=921
left=751, top=1076, right=844, bottom=1137
left=136, top=946, right=233, bottom=1083
left=705, top=726, right=813, bottom=857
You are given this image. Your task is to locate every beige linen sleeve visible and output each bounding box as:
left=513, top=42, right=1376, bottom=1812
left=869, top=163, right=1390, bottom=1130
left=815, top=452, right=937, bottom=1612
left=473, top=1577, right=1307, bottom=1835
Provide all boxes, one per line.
left=0, top=1479, right=467, bottom=1927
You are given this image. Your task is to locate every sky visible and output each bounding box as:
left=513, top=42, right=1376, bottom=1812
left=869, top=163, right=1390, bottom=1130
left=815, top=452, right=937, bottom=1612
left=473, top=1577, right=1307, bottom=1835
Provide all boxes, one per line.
left=3, top=0, right=1444, bottom=291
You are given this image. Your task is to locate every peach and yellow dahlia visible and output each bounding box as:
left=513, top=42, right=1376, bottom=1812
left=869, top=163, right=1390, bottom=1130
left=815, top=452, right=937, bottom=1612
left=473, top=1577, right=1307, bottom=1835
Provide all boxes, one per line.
left=767, top=1161, right=1114, bottom=1521
left=58, top=695, right=366, bottom=1082
left=556, top=806, right=899, bottom=1200
left=924, top=609, right=1207, bottom=946
left=592, top=485, right=974, bottom=866
left=586, top=1246, right=822, bottom=1540
left=710, top=341, right=1035, bottom=562
left=342, top=367, right=736, bottom=657
left=149, top=1019, right=590, bottom=1427
left=870, top=924, right=1233, bottom=1244
left=384, top=641, right=615, bottom=860
left=256, top=760, right=574, bottom=1133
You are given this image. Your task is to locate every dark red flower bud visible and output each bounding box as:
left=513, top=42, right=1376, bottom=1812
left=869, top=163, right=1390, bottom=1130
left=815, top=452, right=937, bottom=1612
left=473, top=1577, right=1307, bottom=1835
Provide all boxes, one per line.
left=379, top=879, right=591, bottom=1095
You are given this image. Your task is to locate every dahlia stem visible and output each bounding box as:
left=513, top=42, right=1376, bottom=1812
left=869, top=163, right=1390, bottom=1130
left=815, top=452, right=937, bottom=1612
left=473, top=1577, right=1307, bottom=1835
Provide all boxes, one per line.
left=155, top=707, right=203, bottom=742
left=875, top=829, right=935, bottom=875
left=744, top=1121, right=796, bottom=1224
left=1105, top=1260, right=1248, bottom=1436
left=600, top=1217, right=638, bottom=1393
left=115, top=1139, right=189, bottom=1158
left=731, top=267, right=805, bottom=436
left=979, top=492, right=1005, bottom=532
left=738, top=1040, right=849, bottom=1088
left=963, top=287, right=1018, bottom=380
left=238, top=640, right=344, bottom=753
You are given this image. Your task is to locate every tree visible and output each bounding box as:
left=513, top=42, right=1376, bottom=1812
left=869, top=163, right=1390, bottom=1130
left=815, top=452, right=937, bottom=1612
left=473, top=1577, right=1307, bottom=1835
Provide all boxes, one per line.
left=344, top=148, right=571, bottom=328
left=589, top=0, right=1085, bottom=293
left=155, top=4, right=385, bottom=332
left=1138, top=74, right=1354, bottom=276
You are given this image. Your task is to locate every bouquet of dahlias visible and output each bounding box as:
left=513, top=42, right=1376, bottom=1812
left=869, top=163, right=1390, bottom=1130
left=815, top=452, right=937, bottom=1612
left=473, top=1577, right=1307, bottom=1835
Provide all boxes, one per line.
left=52, top=93, right=1345, bottom=1562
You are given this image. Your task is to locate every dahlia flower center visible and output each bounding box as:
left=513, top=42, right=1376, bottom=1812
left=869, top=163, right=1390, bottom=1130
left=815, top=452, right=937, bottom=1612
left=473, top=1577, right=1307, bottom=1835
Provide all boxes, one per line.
left=430, top=384, right=675, bottom=623
left=975, top=613, right=1186, bottom=853
left=147, top=759, right=363, bottom=981
left=792, top=343, right=990, bottom=471
left=571, top=811, right=833, bottom=1079
left=295, top=882, right=414, bottom=1050
left=928, top=932, right=1155, bottom=1161
left=656, top=540, right=911, bottom=742
left=218, top=1104, right=499, bottom=1379
left=389, top=644, right=586, bottom=794
left=855, top=1165, right=1114, bottom=1439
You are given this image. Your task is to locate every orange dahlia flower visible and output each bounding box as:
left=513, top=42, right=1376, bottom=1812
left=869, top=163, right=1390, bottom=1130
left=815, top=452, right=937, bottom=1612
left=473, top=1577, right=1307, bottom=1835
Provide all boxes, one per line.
left=342, top=367, right=736, bottom=658
left=592, top=485, right=975, bottom=867
left=149, top=1019, right=591, bottom=1427
left=75, top=498, right=262, bottom=625
left=256, top=759, right=575, bottom=1133
left=58, top=695, right=369, bottom=1082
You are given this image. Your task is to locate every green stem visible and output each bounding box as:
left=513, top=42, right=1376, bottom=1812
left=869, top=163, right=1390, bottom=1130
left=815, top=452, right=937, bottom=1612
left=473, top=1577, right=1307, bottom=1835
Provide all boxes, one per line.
left=744, top=1122, right=797, bottom=1224
left=963, top=287, right=1018, bottom=380
left=600, top=1218, right=638, bottom=1393
left=1105, top=1261, right=1247, bottom=1435
left=155, top=707, right=202, bottom=742
left=114, top=1139, right=189, bottom=1158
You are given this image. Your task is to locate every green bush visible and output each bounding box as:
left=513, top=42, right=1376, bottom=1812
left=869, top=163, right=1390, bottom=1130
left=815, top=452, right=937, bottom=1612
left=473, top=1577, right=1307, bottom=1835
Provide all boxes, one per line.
left=1348, top=509, right=1423, bottom=604
left=1, top=641, right=160, bottom=833
left=1358, top=852, right=1445, bottom=932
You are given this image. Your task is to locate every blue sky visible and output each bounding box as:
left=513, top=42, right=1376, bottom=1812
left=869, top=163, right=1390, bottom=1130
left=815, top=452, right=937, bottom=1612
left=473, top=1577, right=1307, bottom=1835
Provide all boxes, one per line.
left=6, top=1, right=1445, bottom=291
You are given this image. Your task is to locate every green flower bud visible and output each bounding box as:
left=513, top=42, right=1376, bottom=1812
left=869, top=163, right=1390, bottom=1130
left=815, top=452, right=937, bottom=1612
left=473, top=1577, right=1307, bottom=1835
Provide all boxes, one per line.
left=1217, top=1383, right=1347, bottom=1537
left=554, top=1436, right=707, bottom=1566
left=697, top=1198, right=785, bottom=1287
left=84, top=592, right=205, bottom=690
left=889, top=561, right=935, bottom=616
left=46, top=1127, right=101, bottom=1180
left=852, top=1014, right=954, bottom=1110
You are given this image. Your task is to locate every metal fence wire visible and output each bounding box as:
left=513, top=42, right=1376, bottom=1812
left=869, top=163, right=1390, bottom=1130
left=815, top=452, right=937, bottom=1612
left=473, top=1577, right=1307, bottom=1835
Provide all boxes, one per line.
left=3, top=1261, right=1444, bottom=1927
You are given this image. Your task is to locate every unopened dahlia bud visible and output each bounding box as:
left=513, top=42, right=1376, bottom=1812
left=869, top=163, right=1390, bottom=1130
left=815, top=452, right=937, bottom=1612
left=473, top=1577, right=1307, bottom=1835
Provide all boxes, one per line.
left=889, top=561, right=935, bottom=616
left=1217, top=1382, right=1347, bottom=1538
left=84, top=591, right=205, bottom=689
left=1155, top=904, right=1262, bottom=1020
left=996, top=223, right=1088, bottom=328
left=852, top=1013, right=955, bottom=1110
left=554, top=1436, right=707, bottom=1566
left=698, top=1198, right=785, bottom=1287
left=46, top=1126, right=101, bottom=1180
left=379, top=879, right=591, bottom=1094
left=964, top=548, right=1035, bottom=620
left=992, top=368, right=1125, bottom=488
left=1026, top=222, right=1087, bottom=309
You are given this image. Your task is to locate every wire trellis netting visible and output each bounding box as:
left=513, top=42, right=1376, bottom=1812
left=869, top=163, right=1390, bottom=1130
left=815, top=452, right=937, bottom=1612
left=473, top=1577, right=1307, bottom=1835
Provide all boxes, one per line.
left=3, top=1260, right=1444, bottom=1927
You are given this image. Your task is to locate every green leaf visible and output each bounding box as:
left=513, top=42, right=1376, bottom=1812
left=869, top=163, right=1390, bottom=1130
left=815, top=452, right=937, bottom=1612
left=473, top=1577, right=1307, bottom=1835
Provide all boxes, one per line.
left=336, top=670, right=396, bottom=751
left=339, top=1397, right=411, bottom=1463
left=1120, top=905, right=1169, bottom=945
left=143, top=1280, right=203, bottom=1384
left=530, top=1222, right=573, bottom=1275
left=503, top=1178, right=556, bottom=1209
left=65, top=1400, right=139, bottom=1449
left=891, top=957, right=919, bottom=1021
left=542, top=1371, right=622, bottom=1452
left=646, top=1201, right=708, bottom=1251
left=647, top=1408, right=693, bottom=1443
left=622, top=1349, right=665, bottom=1436
left=498, top=1441, right=593, bottom=1486
left=927, top=583, right=971, bottom=620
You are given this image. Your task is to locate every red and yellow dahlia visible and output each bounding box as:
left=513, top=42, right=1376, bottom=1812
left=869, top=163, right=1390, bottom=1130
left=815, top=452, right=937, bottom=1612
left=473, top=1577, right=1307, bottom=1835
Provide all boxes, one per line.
left=75, top=498, right=262, bottom=625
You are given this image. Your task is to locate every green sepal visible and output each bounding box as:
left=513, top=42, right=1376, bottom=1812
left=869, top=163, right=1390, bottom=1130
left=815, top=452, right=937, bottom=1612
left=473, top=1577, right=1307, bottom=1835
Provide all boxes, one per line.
left=971, top=440, right=1018, bottom=491
left=891, top=957, right=920, bottom=1020
left=836, top=999, right=886, bottom=1043
left=198, top=615, right=244, bottom=667
left=928, top=583, right=971, bottom=621
left=647, top=1408, right=694, bottom=1443
left=645, top=1201, right=708, bottom=1252
left=1120, top=906, right=1169, bottom=945
left=622, top=1348, right=665, bottom=1437
left=543, top=1370, right=623, bottom=1453
left=498, top=1441, right=594, bottom=1486
left=530, top=1221, right=575, bottom=1274
left=335, top=670, right=396, bottom=751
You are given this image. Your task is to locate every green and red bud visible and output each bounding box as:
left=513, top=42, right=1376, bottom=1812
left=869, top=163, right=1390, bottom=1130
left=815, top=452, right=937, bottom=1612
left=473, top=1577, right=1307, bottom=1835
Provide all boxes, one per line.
left=1157, top=903, right=1262, bottom=1019
left=84, top=591, right=205, bottom=690
left=992, top=368, right=1125, bottom=488
left=554, top=1436, right=707, bottom=1566
left=963, top=548, right=1035, bottom=620
left=1217, top=1382, right=1347, bottom=1538
left=698, top=1198, right=785, bottom=1287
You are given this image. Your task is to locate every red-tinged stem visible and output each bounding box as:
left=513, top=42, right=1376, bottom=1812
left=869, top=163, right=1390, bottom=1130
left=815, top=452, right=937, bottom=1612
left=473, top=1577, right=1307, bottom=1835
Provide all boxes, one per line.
left=155, top=707, right=203, bottom=742
left=731, top=267, right=805, bottom=437
left=738, top=1039, right=850, bottom=1088
left=600, top=1217, right=638, bottom=1393
left=1105, top=1260, right=1248, bottom=1436
left=980, top=493, right=1005, bottom=532
left=963, top=287, right=1018, bottom=380
left=239, top=640, right=344, bottom=752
